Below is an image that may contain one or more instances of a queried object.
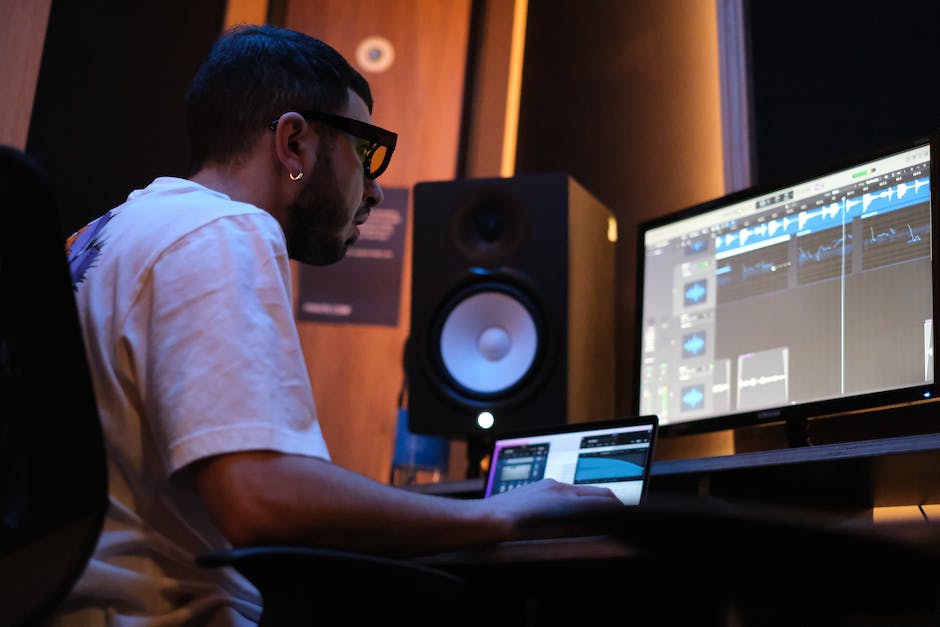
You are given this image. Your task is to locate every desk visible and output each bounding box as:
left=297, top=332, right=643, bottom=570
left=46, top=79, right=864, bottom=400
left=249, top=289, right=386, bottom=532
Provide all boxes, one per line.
left=652, top=432, right=940, bottom=511
left=408, top=435, right=940, bottom=624
left=413, top=499, right=940, bottom=627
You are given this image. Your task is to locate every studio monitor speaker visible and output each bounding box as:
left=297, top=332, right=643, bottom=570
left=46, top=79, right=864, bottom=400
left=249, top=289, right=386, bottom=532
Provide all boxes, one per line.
left=407, top=173, right=616, bottom=438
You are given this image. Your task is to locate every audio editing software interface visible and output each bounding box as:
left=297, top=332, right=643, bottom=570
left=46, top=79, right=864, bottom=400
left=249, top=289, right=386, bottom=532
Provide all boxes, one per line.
left=485, top=424, right=655, bottom=505
left=640, top=143, right=933, bottom=425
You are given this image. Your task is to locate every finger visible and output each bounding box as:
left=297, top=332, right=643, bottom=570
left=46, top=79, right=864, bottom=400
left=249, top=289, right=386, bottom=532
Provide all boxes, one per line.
left=570, top=485, right=619, bottom=499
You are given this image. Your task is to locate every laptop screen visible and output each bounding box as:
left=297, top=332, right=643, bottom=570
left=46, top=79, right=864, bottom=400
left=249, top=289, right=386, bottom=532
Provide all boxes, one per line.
left=483, top=416, right=658, bottom=505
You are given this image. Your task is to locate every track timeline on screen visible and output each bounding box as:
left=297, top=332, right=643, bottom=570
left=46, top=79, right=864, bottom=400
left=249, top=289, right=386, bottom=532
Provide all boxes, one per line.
left=637, top=138, right=935, bottom=432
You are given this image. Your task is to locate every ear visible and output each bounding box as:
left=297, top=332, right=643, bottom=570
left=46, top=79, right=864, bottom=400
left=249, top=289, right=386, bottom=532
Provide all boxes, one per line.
left=271, top=112, right=319, bottom=179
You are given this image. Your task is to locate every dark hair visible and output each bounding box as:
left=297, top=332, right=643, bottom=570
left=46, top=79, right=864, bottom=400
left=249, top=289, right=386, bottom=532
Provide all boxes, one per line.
left=185, top=24, right=372, bottom=172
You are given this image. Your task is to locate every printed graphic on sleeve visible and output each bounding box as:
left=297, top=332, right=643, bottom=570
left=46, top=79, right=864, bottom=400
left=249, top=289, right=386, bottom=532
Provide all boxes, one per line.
left=65, top=211, right=114, bottom=288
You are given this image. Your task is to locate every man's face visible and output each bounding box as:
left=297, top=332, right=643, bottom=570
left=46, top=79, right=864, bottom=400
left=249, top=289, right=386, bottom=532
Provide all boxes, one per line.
left=283, top=90, right=384, bottom=265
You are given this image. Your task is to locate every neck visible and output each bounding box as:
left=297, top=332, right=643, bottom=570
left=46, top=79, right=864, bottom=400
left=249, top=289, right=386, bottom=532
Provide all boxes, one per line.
left=190, top=150, right=286, bottom=224
left=191, top=165, right=264, bottom=208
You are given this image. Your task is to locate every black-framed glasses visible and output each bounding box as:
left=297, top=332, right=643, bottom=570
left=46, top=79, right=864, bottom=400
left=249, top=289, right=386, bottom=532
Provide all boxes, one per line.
left=269, top=111, right=398, bottom=180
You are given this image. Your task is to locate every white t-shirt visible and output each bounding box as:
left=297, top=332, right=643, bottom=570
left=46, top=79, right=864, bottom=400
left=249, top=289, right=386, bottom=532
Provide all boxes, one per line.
left=53, top=177, right=330, bottom=626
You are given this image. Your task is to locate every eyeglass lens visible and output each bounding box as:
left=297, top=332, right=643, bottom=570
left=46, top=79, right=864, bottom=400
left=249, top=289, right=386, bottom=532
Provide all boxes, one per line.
left=369, top=145, right=387, bottom=173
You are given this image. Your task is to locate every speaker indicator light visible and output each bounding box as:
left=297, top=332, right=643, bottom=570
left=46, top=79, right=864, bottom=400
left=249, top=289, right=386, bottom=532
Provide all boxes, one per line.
left=477, top=411, right=495, bottom=430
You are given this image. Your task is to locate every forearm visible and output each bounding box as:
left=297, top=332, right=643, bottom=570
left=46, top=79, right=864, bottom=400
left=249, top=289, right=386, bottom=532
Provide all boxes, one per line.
left=193, top=451, right=512, bottom=556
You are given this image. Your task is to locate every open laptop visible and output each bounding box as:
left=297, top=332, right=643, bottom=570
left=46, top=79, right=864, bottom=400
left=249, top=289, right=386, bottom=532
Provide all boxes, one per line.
left=483, top=416, right=658, bottom=505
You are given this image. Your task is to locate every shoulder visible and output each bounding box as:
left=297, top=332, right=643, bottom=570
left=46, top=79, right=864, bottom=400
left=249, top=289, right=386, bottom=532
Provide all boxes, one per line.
left=69, top=177, right=287, bottom=293
left=129, top=177, right=280, bottom=238
left=117, top=177, right=286, bottom=262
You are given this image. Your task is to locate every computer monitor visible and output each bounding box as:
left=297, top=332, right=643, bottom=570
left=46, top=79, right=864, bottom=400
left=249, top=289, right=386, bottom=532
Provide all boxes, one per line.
left=635, top=133, right=938, bottom=437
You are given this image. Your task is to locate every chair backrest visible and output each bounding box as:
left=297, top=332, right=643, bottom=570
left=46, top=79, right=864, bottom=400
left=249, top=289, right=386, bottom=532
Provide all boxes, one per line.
left=0, top=146, right=107, bottom=625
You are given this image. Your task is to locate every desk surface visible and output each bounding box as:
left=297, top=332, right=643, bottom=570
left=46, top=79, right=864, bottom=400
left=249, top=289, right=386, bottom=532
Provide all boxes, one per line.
left=652, top=431, right=940, bottom=509
left=411, top=501, right=940, bottom=625
left=416, top=496, right=940, bottom=563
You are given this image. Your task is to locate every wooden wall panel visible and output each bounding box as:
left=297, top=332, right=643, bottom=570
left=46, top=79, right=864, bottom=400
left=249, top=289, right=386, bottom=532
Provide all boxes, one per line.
left=462, top=0, right=518, bottom=178
left=224, top=0, right=268, bottom=27
left=283, top=0, right=472, bottom=481
left=0, top=0, right=51, bottom=148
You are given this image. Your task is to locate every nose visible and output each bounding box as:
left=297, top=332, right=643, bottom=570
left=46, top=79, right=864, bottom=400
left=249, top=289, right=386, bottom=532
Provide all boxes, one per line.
left=364, top=176, right=384, bottom=208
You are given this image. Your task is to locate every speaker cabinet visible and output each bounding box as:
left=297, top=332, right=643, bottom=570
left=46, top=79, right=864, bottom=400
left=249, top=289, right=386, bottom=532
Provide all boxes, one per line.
left=408, top=173, right=616, bottom=437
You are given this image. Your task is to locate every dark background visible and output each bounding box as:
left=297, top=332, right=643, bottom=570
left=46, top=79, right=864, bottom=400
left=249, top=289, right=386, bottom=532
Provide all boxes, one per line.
left=26, top=0, right=225, bottom=239
left=748, top=0, right=940, bottom=184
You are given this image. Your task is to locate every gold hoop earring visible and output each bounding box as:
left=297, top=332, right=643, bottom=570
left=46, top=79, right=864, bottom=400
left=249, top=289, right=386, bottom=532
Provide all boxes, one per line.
left=289, top=171, right=304, bottom=181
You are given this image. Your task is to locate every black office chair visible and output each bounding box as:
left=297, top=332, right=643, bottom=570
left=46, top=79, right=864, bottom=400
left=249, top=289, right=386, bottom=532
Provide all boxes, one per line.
left=0, top=145, right=465, bottom=626
left=198, top=546, right=467, bottom=627
left=0, top=146, right=109, bottom=625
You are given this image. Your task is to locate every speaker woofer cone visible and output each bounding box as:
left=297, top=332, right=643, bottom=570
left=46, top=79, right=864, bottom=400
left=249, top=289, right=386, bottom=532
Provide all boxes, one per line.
left=433, top=282, right=543, bottom=400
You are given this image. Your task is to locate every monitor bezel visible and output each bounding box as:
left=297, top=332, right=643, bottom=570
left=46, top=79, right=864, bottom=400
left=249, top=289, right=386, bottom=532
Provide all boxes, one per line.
left=633, top=131, right=940, bottom=438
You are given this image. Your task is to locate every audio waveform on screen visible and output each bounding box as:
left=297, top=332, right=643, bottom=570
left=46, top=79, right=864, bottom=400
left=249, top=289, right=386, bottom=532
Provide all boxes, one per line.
left=738, top=373, right=788, bottom=389
left=861, top=203, right=931, bottom=270
left=681, top=384, right=705, bottom=411
left=861, top=178, right=929, bottom=212
left=865, top=223, right=924, bottom=246
left=682, top=332, right=706, bottom=357
left=798, top=235, right=853, bottom=265
left=716, top=243, right=790, bottom=303
left=573, top=458, right=644, bottom=483
left=715, top=176, right=930, bottom=256
left=684, top=237, right=709, bottom=255
left=796, top=225, right=855, bottom=284
left=684, top=280, right=707, bottom=305
left=737, top=347, right=789, bottom=410
left=741, top=260, right=781, bottom=280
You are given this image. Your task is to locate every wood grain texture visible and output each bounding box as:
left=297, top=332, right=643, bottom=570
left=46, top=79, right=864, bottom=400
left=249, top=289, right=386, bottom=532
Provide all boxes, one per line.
left=566, top=179, right=615, bottom=423
left=224, top=0, right=269, bottom=27
left=283, top=0, right=471, bottom=481
left=0, top=0, right=52, bottom=148
left=462, top=0, right=516, bottom=178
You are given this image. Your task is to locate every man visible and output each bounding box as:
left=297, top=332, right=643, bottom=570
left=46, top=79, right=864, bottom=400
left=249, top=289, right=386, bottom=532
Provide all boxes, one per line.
left=55, top=25, right=620, bottom=625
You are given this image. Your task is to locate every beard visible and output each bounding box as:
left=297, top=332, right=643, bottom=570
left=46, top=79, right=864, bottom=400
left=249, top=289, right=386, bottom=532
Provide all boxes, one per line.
left=282, top=144, right=358, bottom=266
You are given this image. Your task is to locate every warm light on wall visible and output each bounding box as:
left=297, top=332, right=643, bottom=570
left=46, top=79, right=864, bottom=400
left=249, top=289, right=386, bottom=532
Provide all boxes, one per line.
left=224, top=0, right=268, bottom=27
left=500, top=0, right=528, bottom=178
left=873, top=504, right=940, bottom=524
left=0, top=0, right=52, bottom=149
left=607, top=216, right=618, bottom=243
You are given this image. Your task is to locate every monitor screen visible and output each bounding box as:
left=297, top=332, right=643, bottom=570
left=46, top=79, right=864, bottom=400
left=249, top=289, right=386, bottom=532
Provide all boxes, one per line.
left=636, top=134, right=938, bottom=435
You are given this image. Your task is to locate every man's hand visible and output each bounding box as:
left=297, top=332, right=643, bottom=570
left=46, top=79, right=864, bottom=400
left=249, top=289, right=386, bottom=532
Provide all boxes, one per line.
left=473, top=479, right=624, bottom=541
